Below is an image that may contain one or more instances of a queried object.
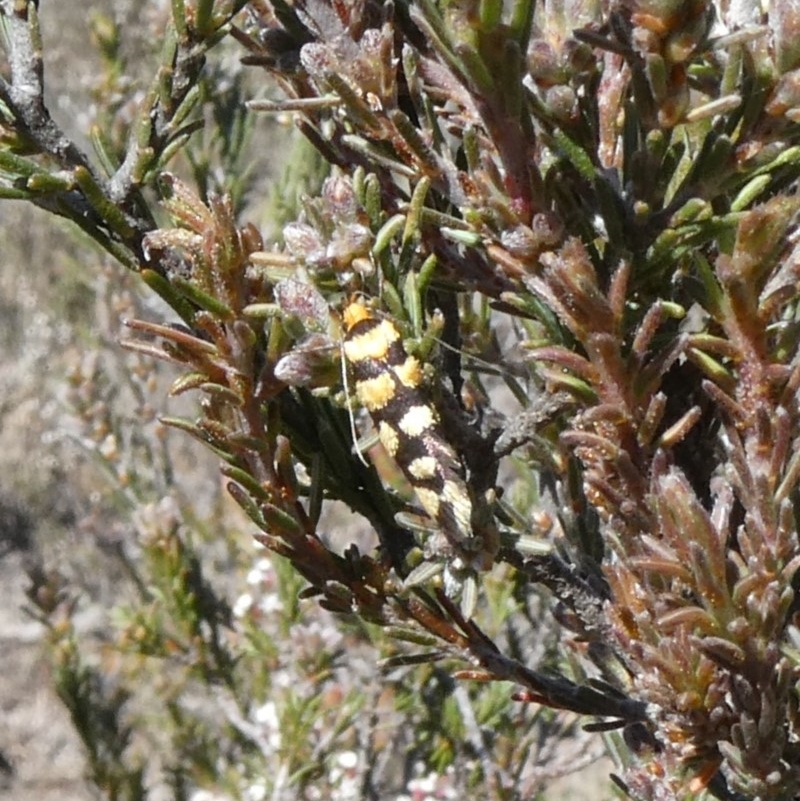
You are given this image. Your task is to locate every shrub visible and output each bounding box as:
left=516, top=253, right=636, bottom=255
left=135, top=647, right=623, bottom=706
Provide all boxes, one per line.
left=3, top=1, right=800, bottom=799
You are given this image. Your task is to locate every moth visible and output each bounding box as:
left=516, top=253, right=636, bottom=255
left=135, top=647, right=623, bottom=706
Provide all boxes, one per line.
left=342, top=301, right=497, bottom=572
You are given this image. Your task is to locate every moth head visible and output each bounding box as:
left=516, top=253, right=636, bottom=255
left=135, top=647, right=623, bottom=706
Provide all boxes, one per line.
left=343, top=300, right=373, bottom=331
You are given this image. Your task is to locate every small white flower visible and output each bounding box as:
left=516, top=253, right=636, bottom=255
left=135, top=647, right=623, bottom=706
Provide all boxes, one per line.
left=188, top=791, right=233, bottom=801
left=244, top=780, right=267, bottom=801
left=337, top=751, right=358, bottom=770
left=258, top=592, right=284, bottom=614
left=98, top=433, right=119, bottom=460
left=254, top=700, right=279, bottom=726
left=247, top=558, right=274, bottom=585
left=233, top=592, right=254, bottom=617
left=254, top=700, right=281, bottom=750
left=408, top=772, right=437, bottom=793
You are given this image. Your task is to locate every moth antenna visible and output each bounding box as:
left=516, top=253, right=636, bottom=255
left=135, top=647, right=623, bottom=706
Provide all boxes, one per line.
left=431, top=335, right=525, bottom=378
left=340, top=337, right=371, bottom=467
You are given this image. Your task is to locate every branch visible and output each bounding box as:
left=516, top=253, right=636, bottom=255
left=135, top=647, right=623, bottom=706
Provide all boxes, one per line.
left=0, top=1, right=96, bottom=170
